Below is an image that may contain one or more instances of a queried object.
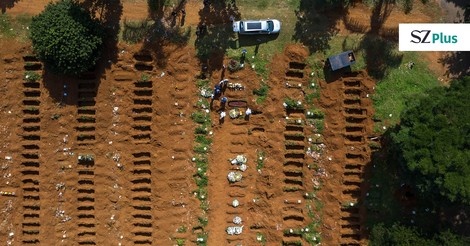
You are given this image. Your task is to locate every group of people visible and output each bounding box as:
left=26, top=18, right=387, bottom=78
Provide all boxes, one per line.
left=212, top=78, right=229, bottom=101
left=210, top=77, right=252, bottom=123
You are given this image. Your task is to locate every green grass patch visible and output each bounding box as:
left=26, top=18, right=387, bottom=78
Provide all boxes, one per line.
left=306, top=108, right=324, bottom=119
left=284, top=97, right=304, bottom=110
left=313, top=119, right=324, bottom=133
left=196, top=232, right=208, bottom=246
left=121, top=19, right=151, bottom=44
left=225, top=0, right=300, bottom=78
left=195, top=135, right=212, bottom=145
left=195, top=125, right=209, bottom=135
left=196, top=79, right=210, bottom=88
left=24, top=71, right=41, bottom=82
left=194, top=144, right=209, bottom=154
left=309, top=34, right=440, bottom=125
left=372, top=52, right=440, bottom=125
left=252, top=81, right=269, bottom=104
left=256, top=150, right=266, bottom=170
left=194, top=174, right=208, bottom=189
left=307, top=34, right=365, bottom=71
left=256, top=232, right=266, bottom=245
left=191, top=111, right=210, bottom=124
left=175, top=238, right=185, bottom=246
left=198, top=217, right=208, bottom=227
left=177, top=225, right=187, bottom=233
left=0, top=13, right=32, bottom=41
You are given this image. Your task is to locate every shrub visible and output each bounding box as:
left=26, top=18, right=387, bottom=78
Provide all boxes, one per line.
left=227, top=59, right=243, bottom=72
left=30, top=0, right=103, bottom=75
left=140, top=73, right=150, bottom=82
left=284, top=98, right=304, bottom=110
left=24, top=71, right=41, bottom=82
left=253, top=82, right=269, bottom=104
left=191, top=111, right=209, bottom=124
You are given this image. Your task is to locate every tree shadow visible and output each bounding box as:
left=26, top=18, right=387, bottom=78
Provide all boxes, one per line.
left=195, top=0, right=240, bottom=75
left=0, top=0, right=19, bottom=14
left=236, top=34, right=279, bottom=48
left=366, top=123, right=470, bottom=239
left=438, top=52, right=470, bottom=78
left=292, top=0, right=345, bottom=53
left=139, top=0, right=191, bottom=68
left=342, top=0, right=402, bottom=80
left=42, top=0, right=122, bottom=105
left=436, top=3, right=470, bottom=79
left=358, top=34, right=402, bottom=79
left=79, top=0, right=122, bottom=70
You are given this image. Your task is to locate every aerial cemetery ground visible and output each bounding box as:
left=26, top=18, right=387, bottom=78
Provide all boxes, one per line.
left=1, top=0, right=468, bottom=245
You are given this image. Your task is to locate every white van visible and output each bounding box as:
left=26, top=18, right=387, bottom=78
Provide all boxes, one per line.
left=232, top=19, right=281, bottom=35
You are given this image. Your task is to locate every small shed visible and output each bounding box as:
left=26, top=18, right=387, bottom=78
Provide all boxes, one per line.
left=327, top=51, right=356, bottom=71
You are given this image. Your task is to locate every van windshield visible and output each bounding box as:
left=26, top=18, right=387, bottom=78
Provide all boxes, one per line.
left=267, top=21, right=274, bottom=32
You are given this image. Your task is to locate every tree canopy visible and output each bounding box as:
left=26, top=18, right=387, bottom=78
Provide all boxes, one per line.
left=370, top=223, right=470, bottom=246
left=392, top=77, right=470, bottom=204
left=30, top=0, right=103, bottom=75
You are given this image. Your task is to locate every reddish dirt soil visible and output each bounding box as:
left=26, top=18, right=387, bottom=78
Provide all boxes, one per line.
left=205, top=44, right=323, bottom=245
left=0, top=0, right=453, bottom=245
left=316, top=71, right=376, bottom=246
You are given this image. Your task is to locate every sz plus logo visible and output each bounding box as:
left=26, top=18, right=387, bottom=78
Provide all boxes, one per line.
left=410, top=30, right=457, bottom=44
left=399, top=24, right=470, bottom=51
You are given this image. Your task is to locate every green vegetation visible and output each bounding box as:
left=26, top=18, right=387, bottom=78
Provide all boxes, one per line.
left=122, top=19, right=151, bottom=44
left=391, top=78, right=470, bottom=204
left=175, top=238, right=185, bottom=246
left=373, top=52, right=440, bottom=125
left=370, top=223, right=470, bottom=246
left=367, top=78, right=470, bottom=245
left=30, top=0, right=103, bottom=75
left=177, top=225, right=187, bottom=233
left=226, top=0, right=300, bottom=78
left=252, top=82, right=269, bottom=104
left=256, top=232, right=266, bottom=245
left=51, top=114, right=62, bottom=120
left=0, top=13, right=32, bottom=41
left=194, top=144, right=209, bottom=154
left=227, top=59, right=244, bottom=73
left=23, top=71, right=41, bottom=82
left=284, top=98, right=304, bottom=110
left=198, top=217, right=208, bottom=227
left=191, top=111, right=210, bottom=124
left=195, top=125, right=209, bottom=135
left=140, top=73, right=151, bottom=82
left=191, top=76, right=214, bottom=244
left=256, top=150, right=266, bottom=170
left=309, top=33, right=440, bottom=125
left=195, top=135, right=212, bottom=145
left=196, top=80, right=210, bottom=88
